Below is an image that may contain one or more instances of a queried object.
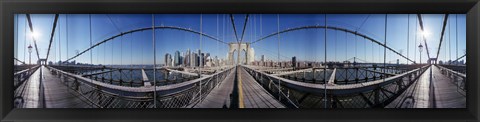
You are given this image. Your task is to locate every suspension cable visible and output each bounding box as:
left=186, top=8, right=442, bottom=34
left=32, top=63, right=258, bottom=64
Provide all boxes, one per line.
left=435, top=14, right=449, bottom=62
left=357, top=14, right=370, bottom=32
left=45, top=14, right=60, bottom=62
left=230, top=14, right=240, bottom=42
left=106, top=14, right=122, bottom=33
left=417, top=14, right=431, bottom=59
left=239, top=14, right=249, bottom=42
left=25, top=14, right=41, bottom=60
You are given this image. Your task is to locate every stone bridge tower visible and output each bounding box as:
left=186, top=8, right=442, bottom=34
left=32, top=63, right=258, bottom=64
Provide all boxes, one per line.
left=227, top=42, right=255, bottom=65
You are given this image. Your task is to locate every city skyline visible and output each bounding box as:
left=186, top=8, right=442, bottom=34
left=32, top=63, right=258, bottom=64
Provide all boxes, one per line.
left=14, top=14, right=466, bottom=65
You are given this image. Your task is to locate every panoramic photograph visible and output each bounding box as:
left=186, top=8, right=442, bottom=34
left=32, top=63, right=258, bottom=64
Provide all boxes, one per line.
left=13, top=14, right=466, bottom=108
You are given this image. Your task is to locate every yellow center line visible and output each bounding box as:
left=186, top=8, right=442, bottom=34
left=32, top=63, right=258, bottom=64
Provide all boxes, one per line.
left=238, top=68, right=245, bottom=108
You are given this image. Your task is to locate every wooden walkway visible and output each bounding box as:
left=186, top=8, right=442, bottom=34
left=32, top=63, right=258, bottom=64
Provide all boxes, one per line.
left=195, top=66, right=285, bottom=108
left=387, top=65, right=466, bottom=108
left=238, top=67, right=285, bottom=108
left=14, top=66, right=92, bottom=108
left=42, top=66, right=92, bottom=108
left=193, top=68, right=236, bottom=108
left=14, top=66, right=42, bottom=108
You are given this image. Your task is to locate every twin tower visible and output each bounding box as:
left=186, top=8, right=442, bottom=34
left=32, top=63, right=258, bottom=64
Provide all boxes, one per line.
left=227, top=42, right=255, bottom=65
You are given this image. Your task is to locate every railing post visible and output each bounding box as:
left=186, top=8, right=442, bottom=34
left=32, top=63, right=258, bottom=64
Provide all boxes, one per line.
left=74, top=77, right=79, bottom=91
left=374, top=88, right=380, bottom=107
left=312, top=69, right=316, bottom=81
left=365, top=69, right=368, bottom=82
left=355, top=68, right=359, bottom=83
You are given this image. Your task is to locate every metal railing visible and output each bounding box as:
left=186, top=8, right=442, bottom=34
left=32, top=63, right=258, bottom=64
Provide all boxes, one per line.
left=46, top=65, right=234, bottom=108
left=49, top=65, right=202, bottom=87
left=250, top=65, right=426, bottom=85
left=14, top=65, right=40, bottom=90
left=436, top=65, right=466, bottom=96
left=243, top=65, right=429, bottom=108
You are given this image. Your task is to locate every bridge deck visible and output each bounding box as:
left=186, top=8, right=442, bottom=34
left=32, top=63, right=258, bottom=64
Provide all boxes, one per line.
left=387, top=65, right=466, bottom=108
left=238, top=67, right=285, bottom=108
left=15, top=66, right=92, bottom=108
left=43, top=66, right=92, bottom=108
left=14, top=66, right=42, bottom=108
left=193, top=68, right=236, bottom=108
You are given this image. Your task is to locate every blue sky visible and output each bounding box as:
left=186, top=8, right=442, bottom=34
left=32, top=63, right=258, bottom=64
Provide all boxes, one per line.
left=14, top=14, right=466, bottom=65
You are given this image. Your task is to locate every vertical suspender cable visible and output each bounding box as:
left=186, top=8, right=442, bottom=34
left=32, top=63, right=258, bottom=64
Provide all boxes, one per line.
left=414, top=15, right=417, bottom=63
left=15, top=14, right=18, bottom=65
left=384, top=14, right=387, bottom=82
left=24, top=15, right=27, bottom=64
left=370, top=35, right=376, bottom=63
left=324, top=14, right=328, bottom=108
left=121, top=32, right=123, bottom=68
left=216, top=14, right=219, bottom=85
left=199, top=14, right=203, bottom=102
left=456, top=14, right=458, bottom=62
left=335, top=30, right=337, bottom=62
left=277, top=14, right=281, bottom=101
left=449, top=15, right=451, bottom=63
left=407, top=14, right=409, bottom=64
left=66, top=15, right=68, bottom=66
left=224, top=14, right=226, bottom=65
left=355, top=31, right=357, bottom=60
left=89, top=14, right=94, bottom=107
left=58, top=15, right=62, bottom=65
left=131, top=33, right=133, bottom=82
left=152, top=14, right=157, bottom=108
left=364, top=37, right=367, bottom=63
left=89, top=14, right=92, bottom=65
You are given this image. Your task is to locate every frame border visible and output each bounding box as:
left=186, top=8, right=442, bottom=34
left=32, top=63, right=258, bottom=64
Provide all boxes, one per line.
left=1, top=0, right=479, bottom=121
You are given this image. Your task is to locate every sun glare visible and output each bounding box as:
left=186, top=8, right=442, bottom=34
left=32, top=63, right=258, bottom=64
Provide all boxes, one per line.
left=30, top=31, right=41, bottom=39
left=420, top=30, right=430, bottom=38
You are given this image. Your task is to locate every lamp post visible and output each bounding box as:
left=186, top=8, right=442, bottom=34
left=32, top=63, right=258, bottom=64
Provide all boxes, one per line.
left=418, top=43, right=423, bottom=64
left=28, top=45, right=32, bottom=65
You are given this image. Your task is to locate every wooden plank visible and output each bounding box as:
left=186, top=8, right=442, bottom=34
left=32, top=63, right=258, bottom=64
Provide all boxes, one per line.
left=193, top=69, right=236, bottom=108
left=239, top=67, right=285, bottom=108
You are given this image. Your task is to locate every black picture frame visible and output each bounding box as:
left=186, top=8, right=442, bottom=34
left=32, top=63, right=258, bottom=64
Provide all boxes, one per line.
left=1, top=0, right=479, bottom=122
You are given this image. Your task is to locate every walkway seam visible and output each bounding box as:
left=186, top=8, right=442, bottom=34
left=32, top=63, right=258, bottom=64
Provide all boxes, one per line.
left=238, top=68, right=245, bottom=108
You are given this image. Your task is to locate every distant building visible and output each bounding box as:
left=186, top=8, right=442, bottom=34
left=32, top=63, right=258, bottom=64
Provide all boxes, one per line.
left=292, top=56, right=297, bottom=69
left=165, top=53, right=172, bottom=67
left=165, top=53, right=169, bottom=66
left=186, top=49, right=191, bottom=67
left=174, top=51, right=180, bottom=66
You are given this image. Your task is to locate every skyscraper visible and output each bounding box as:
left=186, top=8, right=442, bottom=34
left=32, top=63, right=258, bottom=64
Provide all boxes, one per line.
left=165, top=53, right=170, bottom=66
left=198, top=49, right=202, bottom=67
left=174, top=51, right=180, bottom=66
left=165, top=53, right=172, bottom=67
left=190, top=52, right=197, bottom=67
left=195, top=53, right=199, bottom=67
left=200, top=53, right=205, bottom=67
left=292, top=56, right=297, bottom=70
left=186, top=49, right=191, bottom=67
